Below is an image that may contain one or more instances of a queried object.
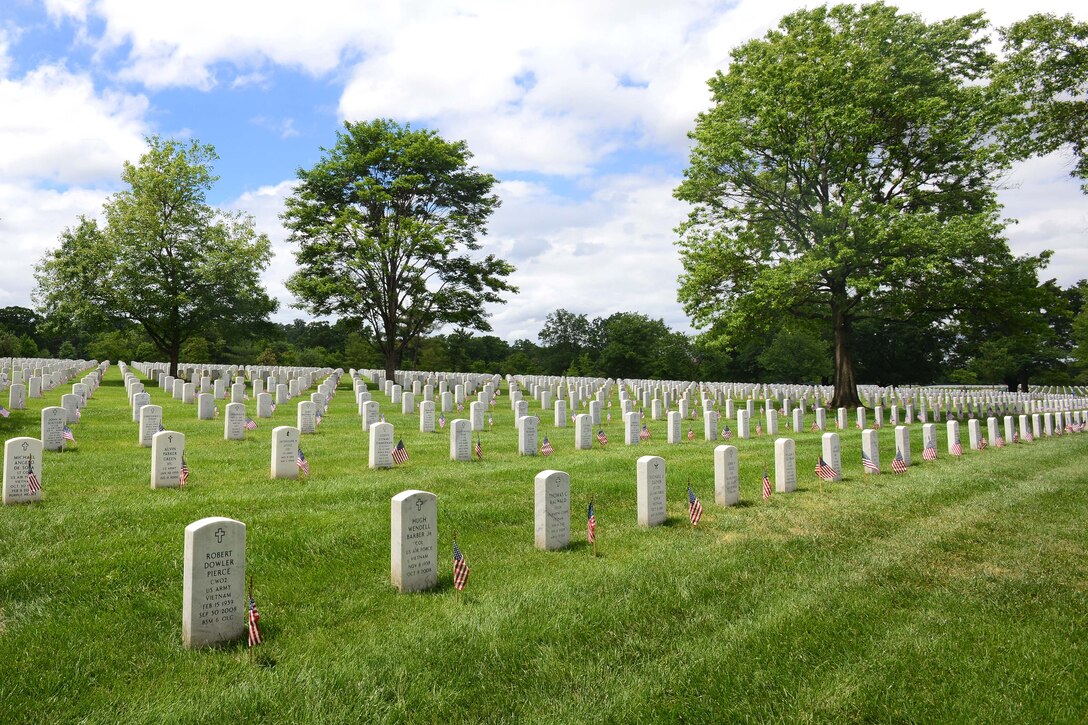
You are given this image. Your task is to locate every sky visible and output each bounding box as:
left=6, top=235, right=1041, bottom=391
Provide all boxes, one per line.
left=0, top=0, right=1085, bottom=344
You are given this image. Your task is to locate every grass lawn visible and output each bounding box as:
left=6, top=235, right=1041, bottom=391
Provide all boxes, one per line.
left=2, top=366, right=1087, bottom=723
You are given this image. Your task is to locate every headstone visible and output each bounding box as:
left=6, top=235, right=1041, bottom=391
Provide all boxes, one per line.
left=28, top=376, right=42, bottom=399
left=554, top=400, right=568, bottom=427
left=514, top=399, right=529, bottom=427
left=624, top=411, right=641, bottom=445
left=8, top=384, right=26, bottom=410
left=856, top=407, right=867, bottom=430
left=224, top=402, right=246, bottom=441
left=297, top=401, right=316, bottom=435
left=369, top=421, right=394, bottom=468
left=895, top=425, right=911, bottom=466
left=3, top=437, right=43, bottom=504
left=987, top=416, right=999, bottom=446
left=362, top=400, right=380, bottom=431
left=534, top=470, right=571, bottom=550
left=815, top=407, right=827, bottom=431
left=256, top=392, right=273, bottom=418
left=792, top=408, right=803, bottom=433
left=271, top=426, right=300, bottom=479
left=182, top=382, right=195, bottom=404
left=574, top=414, right=593, bottom=450
left=390, top=490, right=438, bottom=593
left=132, top=391, right=151, bottom=422
left=947, top=420, right=961, bottom=454
left=1031, top=413, right=1042, bottom=439
left=703, top=409, right=719, bottom=441
left=1003, top=415, right=1015, bottom=443
left=151, top=430, right=185, bottom=489
left=470, top=401, right=485, bottom=431
left=922, top=423, right=937, bottom=454
left=714, top=444, right=740, bottom=506
left=276, top=384, right=289, bottom=405
left=41, top=407, right=67, bottom=452
left=1019, top=415, right=1031, bottom=442
left=968, top=419, right=983, bottom=450
left=667, top=411, right=681, bottom=444
left=449, top=419, right=471, bottom=462
left=862, top=429, right=880, bottom=475
left=775, top=437, right=797, bottom=492
left=637, top=455, right=667, bottom=526
left=182, top=517, right=246, bottom=649
left=519, top=415, right=539, bottom=456
left=836, top=407, right=847, bottom=430
left=139, top=405, right=163, bottom=447
left=821, top=432, right=842, bottom=481
left=401, top=391, right=415, bottom=415
left=765, top=407, right=779, bottom=436
left=419, top=400, right=436, bottom=433
left=172, top=379, right=185, bottom=401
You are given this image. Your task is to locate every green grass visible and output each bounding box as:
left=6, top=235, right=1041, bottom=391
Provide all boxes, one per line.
left=2, top=367, right=1087, bottom=723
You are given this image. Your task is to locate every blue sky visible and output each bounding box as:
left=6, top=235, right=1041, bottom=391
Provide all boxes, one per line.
left=1, top=0, right=1085, bottom=344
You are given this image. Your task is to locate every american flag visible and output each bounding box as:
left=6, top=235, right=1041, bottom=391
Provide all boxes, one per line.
left=316, top=410, right=323, bottom=426
left=1024, top=432, right=1034, bottom=442
left=248, top=592, right=262, bottom=648
left=1013, top=431, right=1020, bottom=444
left=474, top=437, right=483, bottom=461
left=755, top=422, right=762, bottom=436
left=457, top=402, right=464, bottom=412
left=862, top=450, right=880, bottom=474
left=688, top=427, right=695, bottom=441
left=922, top=444, right=937, bottom=461
left=640, top=424, right=651, bottom=441
left=392, top=439, right=409, bottom=464
left=762, top=467, right=772, bottom=500
left=810, top=420, right=820, bottom=432
left=607, top=411, right=612, bottom=422
left=271, top=401, right=277, bottom=413
left=952, top=440, right=964, bottom=456
left=180, top=456, right=189, bottom=487
left=63, top=425, right=76, bottom=443
left=688, top=485, right=703, bottom=526
left=296, top=447, right=310, bottom=476
left=27, top=456, right=40, bottom=494
left=722, top=425, right=732, bottom=440
left=815, top=456, right=836, bottom=480
left=976, top=437, right=987, bottom=450
left=540, top=436, right=553, bottom=456
left=453, top=539, right=470, bottom=591
left=245, top=416, right=258, bottom=430
left=214, top=405, right=220, bottom=418
left=587, top=499, right=597, bottom=542
left=597, top=428, right=609, bottom=446
left=158, top=422, right=165, bottom=432
left=0, top=404, right=9, bottom=418
left=995, top=435, right=1005, bottom=448
left=873, top=422, right=882, bottom=429
left=891, top=449, right=908, bottom=474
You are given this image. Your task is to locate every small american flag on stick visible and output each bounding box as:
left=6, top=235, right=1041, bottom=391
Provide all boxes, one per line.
left=27, top=456, right=40, bottom=494
left=453, top=538, right=470, bottom=591
left=474, top=437, right=483, bottom=461
left=722, top=425, right=732, bottom=440
left=640, top=424, right=651, bottom=441
left=762, top=467, right=772, bottom=500
left=296, top=447, right=310, bottom=476
left=952, top=440, right=963, bottom=456
left=587, top=498, right=597, bottom=543
left=597, top=428, right=609, bottom=446
left=815, top=456, right=836, bottom=480
left=245, top=416, right=258, bottom=430
left=63, top=425, right=76, bottom=443
left=540, top=436, right=553, bottom=456
left=891, top=449, right=908, bottom=474
left=688, top=427, right=695, bottom=441
left=922, top=444, right=937, bottom=461
left=0, top=404, right=10, bottom=418
left=392, top=439, right=409, bottom=464
left=688, top=485, right=703, bottom=526
left=862, top=451, right=880, bottom=474
left=248, top=578, right=262, bottom=648
left=180, top=456, right=189, bottom=487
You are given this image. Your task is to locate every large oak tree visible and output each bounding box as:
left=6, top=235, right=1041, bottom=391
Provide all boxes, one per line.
left=674, top=3, right=1047, bottom=406
left=283, top=119, right=516, bottom=378
left=34, top=137, right=276, bottom=377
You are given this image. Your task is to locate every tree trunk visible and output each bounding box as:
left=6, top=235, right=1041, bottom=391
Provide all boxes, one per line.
left=384, top=344, right=397, bottom=381
left=169, top=345, right=180, bottom=379
left=830, top=304, right=861, bottom=408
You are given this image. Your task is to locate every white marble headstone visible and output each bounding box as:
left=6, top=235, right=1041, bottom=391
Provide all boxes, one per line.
left=390, top=490, right=438, bottom=593
left=3, top=437, right=43, bottom=504
left=714, top=444, right=739, bottom=506
left=636, top=455, right=667, bottom=527
left=183, top=517, right=245, bottom=649
left=534, top=470, right=570, bottom=550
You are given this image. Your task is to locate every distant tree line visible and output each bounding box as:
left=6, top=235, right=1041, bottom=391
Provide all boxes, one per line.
left=4, top=293, right=1088, bottom=388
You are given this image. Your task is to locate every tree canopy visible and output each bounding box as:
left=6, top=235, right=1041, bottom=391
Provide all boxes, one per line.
left=33, top=137, right=276, bottom=377
left=675, top=2, right=1049, bottom=406
left=283, top=119, right=517, bottom=378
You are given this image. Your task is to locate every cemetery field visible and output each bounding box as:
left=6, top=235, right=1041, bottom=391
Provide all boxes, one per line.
left=3, top=368, right=1088, bottom=723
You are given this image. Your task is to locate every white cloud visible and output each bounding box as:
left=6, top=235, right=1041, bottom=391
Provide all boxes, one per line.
left=0, top=183, right=109, bottom=308
left=0, top=62, right=148, bottom=185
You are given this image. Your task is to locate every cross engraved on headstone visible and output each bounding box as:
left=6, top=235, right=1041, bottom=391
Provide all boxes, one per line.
left=415, top=499, right=424, bottom=511
left=215, top=528, right=225, bottom=543
left=168, top=435, right=173, bottom=443
left=22, top=441, right=29, bottom=451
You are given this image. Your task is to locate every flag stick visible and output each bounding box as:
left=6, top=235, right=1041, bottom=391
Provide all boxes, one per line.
left=453, top=530, right=460, bottom=605
left=248, top=574, right=254, bottom=664
left=591, top=495, right=597, bottom=559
